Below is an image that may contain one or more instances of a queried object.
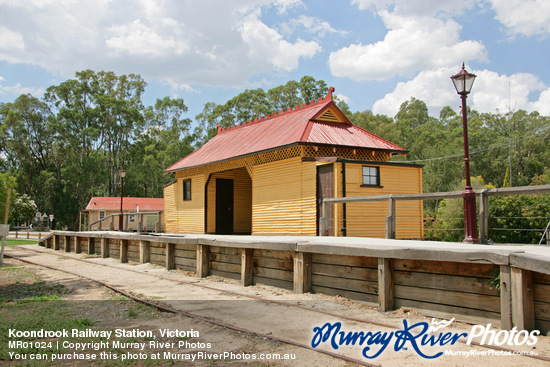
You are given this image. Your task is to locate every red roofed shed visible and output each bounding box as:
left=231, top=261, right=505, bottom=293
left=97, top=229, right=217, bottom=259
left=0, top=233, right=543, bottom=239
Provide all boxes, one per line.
left=164, top=88, right=423, bottom=238
left=81, top=197, right=164, bottom=232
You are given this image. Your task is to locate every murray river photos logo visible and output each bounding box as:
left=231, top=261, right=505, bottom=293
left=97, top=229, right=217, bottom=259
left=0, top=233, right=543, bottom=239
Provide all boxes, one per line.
left=310, top=318, right=540, bottom=359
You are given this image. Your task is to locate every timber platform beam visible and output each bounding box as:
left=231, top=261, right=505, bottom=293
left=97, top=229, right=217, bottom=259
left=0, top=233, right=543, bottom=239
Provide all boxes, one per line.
left=38, top=231, right=550, bottom=333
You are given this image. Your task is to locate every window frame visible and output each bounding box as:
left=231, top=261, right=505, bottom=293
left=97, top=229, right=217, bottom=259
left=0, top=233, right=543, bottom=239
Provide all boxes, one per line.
left=182, top=179, right=192, bottom=201
left=99, top=211, right=105, bottom=220
left=361, top=166, right=382, bottom=187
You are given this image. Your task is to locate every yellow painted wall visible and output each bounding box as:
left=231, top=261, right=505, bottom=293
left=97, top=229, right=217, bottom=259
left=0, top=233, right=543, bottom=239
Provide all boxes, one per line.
left=163, top=182, right=177, bottom=233
left=165, top=151, right=422, bottom=238
left=165, top=173, right=205, bottom=233
left=206, top=168, right=252, bottom=234
left=252, top=157, right=316, bottom=235
left=335, top=162, right=423, bottom=239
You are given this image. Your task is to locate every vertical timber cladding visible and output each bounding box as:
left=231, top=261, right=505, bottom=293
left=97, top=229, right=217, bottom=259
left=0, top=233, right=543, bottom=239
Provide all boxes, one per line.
left=252, top=156, right=317, bottom=235
left=533, top=272, right=550, bottom=334
left=393, top=259, right=500, bottom=324
left=163, top=182, right=177, bottom=233
left=310, top=254, right=378, bottom=302
left=206, top=168, right=252, bottom=234
left=340, top=162, right=423, bottom=239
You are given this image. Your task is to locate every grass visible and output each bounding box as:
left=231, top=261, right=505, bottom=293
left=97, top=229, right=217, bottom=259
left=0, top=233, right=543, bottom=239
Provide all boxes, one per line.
left=0, top=263, right=173, bottom=366
left=2, top=239, right=39, bottom=246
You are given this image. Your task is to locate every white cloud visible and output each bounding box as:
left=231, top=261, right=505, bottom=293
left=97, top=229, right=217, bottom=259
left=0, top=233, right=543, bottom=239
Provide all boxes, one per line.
left=281, top=15, right=348, bottom=38
left=490, top=0, right=550, bottom=38
left=0, top=0, right=320, bottom=90
left=272, top=0, right=305, bottom=13
left=329, top=11, right=486, bottom=81
left=240, top=16, right=321, bottom=72
left=335, top=93, right=350, bottom=104
left=373, top=67, right=550, bottom=117
left=351, top=0, right=476, bottom=16
left=353, top=0, right=550, bottom=38
left=0, top=76, right=43, bottom=97
left=532, top=88, right=550, bottom=116
left=0, top=27, right=25, bottom=50
left=471, top=70, right=547, bottom=114
left=106, top=19, right=189, bottom=57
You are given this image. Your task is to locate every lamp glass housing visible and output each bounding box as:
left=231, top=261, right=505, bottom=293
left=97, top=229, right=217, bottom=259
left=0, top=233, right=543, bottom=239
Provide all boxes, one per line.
left=451, top=66, right=476, bottom=95
left=119, top=169, right=126, bottom=178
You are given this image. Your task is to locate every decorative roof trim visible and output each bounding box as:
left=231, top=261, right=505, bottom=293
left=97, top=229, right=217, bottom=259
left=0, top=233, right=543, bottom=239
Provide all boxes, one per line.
left=164, top=142, right=302, bottom=174
left=215, top=87, right=336, bottom=136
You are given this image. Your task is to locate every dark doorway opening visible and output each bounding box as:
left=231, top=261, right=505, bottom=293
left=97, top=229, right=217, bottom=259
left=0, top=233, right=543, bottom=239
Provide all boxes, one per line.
left=216, top=178, right=234, bottom=234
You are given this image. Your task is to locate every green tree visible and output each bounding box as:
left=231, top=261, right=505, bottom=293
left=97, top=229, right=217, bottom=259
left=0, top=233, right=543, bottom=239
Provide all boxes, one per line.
left=195, top=76, right=330, bottom=144
left=125, top=97, right=194, bottom=197
left=45, top=70, right=147, bottom=197
left=0, top=173, right=17, bottom=223
left=488, top=170, right=550, bottom=244
left=11, top=194, right=38, bottom=226
left=426, top=176, right=494, bottom=242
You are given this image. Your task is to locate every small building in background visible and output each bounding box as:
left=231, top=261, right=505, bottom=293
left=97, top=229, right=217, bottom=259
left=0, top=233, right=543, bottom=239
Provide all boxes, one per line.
left=80, top=197, right=164, bottom=232
left=164, top=88, right=423, bottom=238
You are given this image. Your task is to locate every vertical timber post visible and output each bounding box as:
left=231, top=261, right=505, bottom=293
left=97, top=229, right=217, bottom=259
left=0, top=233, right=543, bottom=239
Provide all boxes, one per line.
left=479, top=189, right=489, bottom=244
left=101, top=237, right=109, bottom=258
left=500, top=265, right=512, bottom=330
left=319, top=201, right=327, bottom=236
left=196, top=244, right=210, bottom=278
left=139, top=240, right=150, bottom=263
left=293, top=252, right=312, bottom=294
left=166, top=242, right=175, bottom=270
left=120, top=239, right=128, bottom=263
left=511, top=267, right=535, bottom=330
left=385, top=197, right=396, bottom=239
left=87, top=237, right=95, bottom=255
left=74, top=236, right=81, bottom=254
left=241, top=248, right=254, bottom=286
left=378, top=258, right=394, bottom=312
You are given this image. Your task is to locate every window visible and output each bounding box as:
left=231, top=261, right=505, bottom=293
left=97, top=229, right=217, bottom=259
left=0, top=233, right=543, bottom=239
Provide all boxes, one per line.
left=129, top=215, right=135, bottom=223
left=99, top=211, right=105, bottom=220
left=362, top=166, right=381, bottom=187
left=183, top=179, right=191, bottom=201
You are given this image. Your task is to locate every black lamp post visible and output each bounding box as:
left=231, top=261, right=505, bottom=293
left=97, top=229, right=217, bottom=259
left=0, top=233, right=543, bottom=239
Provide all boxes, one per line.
left=451, top=63, right=480, bottom=244
left=119, top=169, right=126, bottom=231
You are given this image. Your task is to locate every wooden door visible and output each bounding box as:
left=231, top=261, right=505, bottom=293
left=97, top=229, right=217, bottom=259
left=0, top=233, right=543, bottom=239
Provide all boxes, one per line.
left=317, top=164, right=334, bottom=236
left=216, top=178, right=234, bottom=234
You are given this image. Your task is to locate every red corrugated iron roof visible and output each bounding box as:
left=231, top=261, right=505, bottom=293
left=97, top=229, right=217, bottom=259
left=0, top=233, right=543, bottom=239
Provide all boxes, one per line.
left=166, top=88, right=405, bottom=172
left=85, top=197, right=164, bottom=211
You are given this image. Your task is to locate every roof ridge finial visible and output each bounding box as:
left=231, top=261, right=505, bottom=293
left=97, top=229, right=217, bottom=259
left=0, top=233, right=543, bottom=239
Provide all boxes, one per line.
left=327, top=86, right=335, bottom=100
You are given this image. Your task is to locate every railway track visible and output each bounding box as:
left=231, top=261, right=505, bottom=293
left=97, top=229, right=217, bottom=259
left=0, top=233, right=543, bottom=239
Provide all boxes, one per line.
left=5, top=245, right=550, bottom=366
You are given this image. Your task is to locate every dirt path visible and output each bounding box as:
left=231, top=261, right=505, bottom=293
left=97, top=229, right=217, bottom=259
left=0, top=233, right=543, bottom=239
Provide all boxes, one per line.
left=4, top=244, right=550, bottom=366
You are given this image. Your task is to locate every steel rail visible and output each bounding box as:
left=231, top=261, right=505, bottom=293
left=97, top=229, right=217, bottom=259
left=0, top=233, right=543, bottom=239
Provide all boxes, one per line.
left=4, top=251, right=378, bottom=367
left=7, top=246, right=550, bottom=364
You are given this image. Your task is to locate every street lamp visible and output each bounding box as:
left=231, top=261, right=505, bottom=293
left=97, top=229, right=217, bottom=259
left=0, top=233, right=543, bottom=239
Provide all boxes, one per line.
left=119, top=169, right=126, bottom=231
left=451, top=62, right=480, bottom=244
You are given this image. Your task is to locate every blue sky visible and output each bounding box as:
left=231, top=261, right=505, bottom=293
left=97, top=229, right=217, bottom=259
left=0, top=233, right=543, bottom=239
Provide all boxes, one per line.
left=0, top=0, right=549, bottom=122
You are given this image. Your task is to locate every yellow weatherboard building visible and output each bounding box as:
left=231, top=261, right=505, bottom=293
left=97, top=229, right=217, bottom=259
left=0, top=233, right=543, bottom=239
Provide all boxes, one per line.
left=164, top=88, right=423, bottom=238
